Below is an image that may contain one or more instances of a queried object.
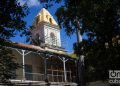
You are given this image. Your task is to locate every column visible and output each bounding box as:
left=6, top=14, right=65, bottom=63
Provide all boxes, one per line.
left=22, top=50, right=25, bottom=81
left=58, top=57, right=68, bottom=82
left=63, top=57, right=67, bottom=82
left=16, top=49, right=31, bottom=81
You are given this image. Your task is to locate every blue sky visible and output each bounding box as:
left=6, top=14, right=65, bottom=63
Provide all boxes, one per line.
left=11, top=0, right=77, bottom=53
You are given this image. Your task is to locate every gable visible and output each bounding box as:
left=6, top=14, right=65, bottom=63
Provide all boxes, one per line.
left=34, top=8, right=58, bottom=26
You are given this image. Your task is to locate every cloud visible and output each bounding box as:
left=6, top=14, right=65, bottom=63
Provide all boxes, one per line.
left=18, top=0, right=40, bottom=7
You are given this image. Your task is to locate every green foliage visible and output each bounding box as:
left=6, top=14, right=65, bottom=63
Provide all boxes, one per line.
left=65, top=0, right=119, bottom=81
left=68, top=53, right=77, bottom=58
left=40, top=0, right=120, bottom=82
left=0, top=47, right=19, bottom=84
left=0, top=0, right=28, bottom=84
left=0, top=0, right=28, bottom=39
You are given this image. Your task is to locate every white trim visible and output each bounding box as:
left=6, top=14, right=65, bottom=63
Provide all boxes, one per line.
left=57, top=57, right=68, bottom=82
left=24, top=51, right=32, bottom=56
left=22, top=50, right=25, bottom=81
left=16, top=49, right=22, bottom=55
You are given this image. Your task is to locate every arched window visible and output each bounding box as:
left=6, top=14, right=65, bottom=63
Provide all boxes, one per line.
left=36, top=15, right=40, bottom=24
left=49, top=18, right=52, bottom=24
left=46, top=15, right=48, bottom=19
left=50, top=32, right=55, bottom=45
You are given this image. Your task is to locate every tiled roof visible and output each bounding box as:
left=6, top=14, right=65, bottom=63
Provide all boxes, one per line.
left=0, top=39, right=76, bottom=60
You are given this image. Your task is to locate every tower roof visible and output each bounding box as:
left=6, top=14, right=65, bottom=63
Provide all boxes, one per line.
left=33, top=8, right=58, bottom=26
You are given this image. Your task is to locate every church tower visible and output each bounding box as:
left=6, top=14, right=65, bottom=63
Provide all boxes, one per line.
left=31, top=8, right=64, bottom=52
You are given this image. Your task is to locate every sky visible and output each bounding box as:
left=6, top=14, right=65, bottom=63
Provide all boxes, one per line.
left=11, top=0, right=77, bottom=53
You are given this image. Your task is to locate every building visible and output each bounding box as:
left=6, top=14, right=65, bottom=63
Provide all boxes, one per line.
left=1, top=8, right=77, bottom=85
left=30, top=8, right=64, bottom=53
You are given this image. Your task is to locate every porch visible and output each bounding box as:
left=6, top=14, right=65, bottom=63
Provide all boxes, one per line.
left=10, top=48, right=77, bottom=85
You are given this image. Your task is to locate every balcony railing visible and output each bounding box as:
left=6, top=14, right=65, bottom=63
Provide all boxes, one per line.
left=11, top=71, right=76, bottom=83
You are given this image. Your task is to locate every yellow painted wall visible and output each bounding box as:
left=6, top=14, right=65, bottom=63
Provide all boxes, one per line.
left=12, top=49, right=44, bottom=80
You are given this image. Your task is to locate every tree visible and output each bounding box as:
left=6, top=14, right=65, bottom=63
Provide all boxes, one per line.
left=0, top=0, right=28, bottom=84
left=0, top=0, right=28, bottom=39
left=0, top=47, right=19, bottom=85
left=39, top=0, right=120, bottom=85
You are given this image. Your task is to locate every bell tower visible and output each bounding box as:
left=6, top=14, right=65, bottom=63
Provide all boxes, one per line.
left=31, top=8, right=64, bottom=52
